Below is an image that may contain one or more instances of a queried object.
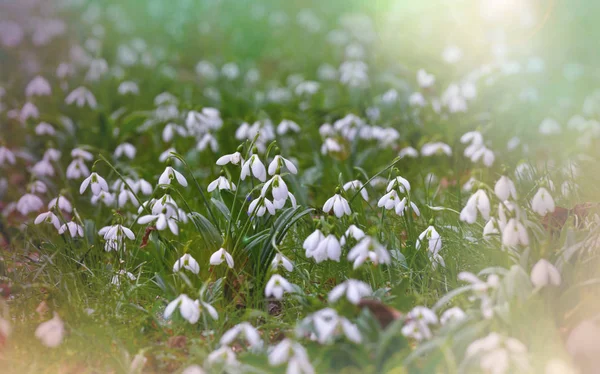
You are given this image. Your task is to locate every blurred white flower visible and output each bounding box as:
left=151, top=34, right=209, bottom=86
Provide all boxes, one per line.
left=164, top=294, right=199, bottom=324
left=241, top=154, right=267, bottom=182
left=158, top=166, right=188, bottom=187
left=80, top=172, right=109, bottom=195
left=173, top=254, right=200, bottom=274
left=35, top=312, right=65, bottom=348
left=460, top=189, right=491, bottom=223
left=220, top=322, right=262, bottom=349
left=402, top=306, right=438, bottom=341
left=417, top=69, right=435, bottom=88
left=265, top=274, right=294, bottom=300
left=494, top=176, right=517, bottom=201
left=531, top=187, right=555, bottom=216
left=323, top=194, right=351, bottom=218
left=328, top=279, right=372, bottom=305
left=65, top=87, right=97, bottom=109
left=26, top=76, right=52, bottom=97
left=530, top=259, right=561, bottom=287
left=271, top=253, right=294, bottom=272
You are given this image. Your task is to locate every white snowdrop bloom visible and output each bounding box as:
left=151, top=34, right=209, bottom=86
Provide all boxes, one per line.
left=323, top=194, right=351, bottom=218
left=162, top=123, right=187, bottom=143
left=310, top=235, right=342, bottom=263
left=295, top=81, right=320, bottom=96
left=465, top=333, right=528, bottom=374
left=29, top=181, right=47, bottom=194
left=207, top=176, right=236, bottom=193
left=531, top=187, right=555, bottom=216
left=195, top=60, right=218, bottom=80
left=241, top=154, right=267, bottom=182
left=262, top=175, right=288, bottom=201
left=85, top=58, right=108, bottom=81
left=271, top=253, right=294, bottom=272
left=277, top=119, right=300, bottom=135
left=181, top=365, right=205, bottom=374
left=66, top=158, right=90, bottom=179
left=16, top=194, right=44, bottom=215
left=401, top=306, right=438, bottom=341
left=164, top=294, right=200, bottom=324
left=26, top=76, right=52, bottom=97
left=303, top=229, right=325, bottom=257
left=269, top=339, right=314, bottom=374
left=80, top=172, right=109, bottom=195
left=395, top=197, right=420, bottom=217
left=216, top=151, right=243, bottom=166
left=158, top=166, right=188, bottom=187
left=421, top=142, right=452, bottom=156
left=440, top=307, right=466, bottom=325
left=494, top=176, right=517, bottom=201
left=343, top=180, right=368, bottom=201
left=268, top=155, right=298, bottom=175
left=220, top=322, right=262, bottom=349
left=328, top=279, right=372, bottom=305
left=248, top=197, right=276, bottom=216
left=0, top=146, right=16, bottom=166
left=320, top=137, right=343, bottom=155
left=483, top=218, right=500, bottom=238
left=399, top=146, right=419, bottom=158
left=31, top=159, right=55, bottom=177
left=114, top=143, right=136, bottom=159
left=44, top=148, right=61, bottom=161
left=461, top=131, right=483, bottom=147
left=207, top=346, right=239, bottom=368
left=340, top=224, right=365, bottom=246
left=469, top=145, right=495, bottom=167
left=209, top=248, right=234, bottom=268
left=34, top=211, right=61, bottom=230
left=302, top=308, right=362, bottom=344
left=319, top=123, right=335, bottom=138
left=502, top=219, right=529, bottom=247
left=117, top=189, right=139, bottom=208
left=221, top=62, right=240, bottom=79
left=173, top=254, right=200, bottom=274
left=135, top=179, right=153, bottom=195
left=59, top=221, right=84, bottom=238
left=339, top=60, right=369, bottom=87
left=48, top=196, right=72, bottom=213
left=460, top=189, right=491, bottom=223
left=386, top=176, right=411, bottom=193
left=65, top=86, right=97, bottom=109
left=19, top=102, right=40, bottom=122
left=117, top=81, right=139, bottom=95
left=35, top=122, right=56, bottom=136
left=137, top=212, right=179, bottom=235
left=409, top=92, right=427, bottom=107
left=35, top=312, right=64, bottom=348
left=539, top=118, right=561, bottom=135
left=381, top=88, right=398, bottom=104
left=273, top=192, right=297, bottom=210
left=71, top=148, right=93, bottom=161
left=91, top=191, right=115, bottom=206
left=99, top=224, right=135, bottom=241
left=347, top=236, right=391, bottom=269
left=416, top=226, right=442, bottom=254
left=378, top=190, right=400, bottom=210
left=443, top=45, right=463, bottom=63
left=417, top=69, right=435, bottom=88
left=111, top=270, right=137, bottom=286
left=530, top=259, right=561, bottom=287
left=265, top=274, right=294, bottom=300
left=196, top=133, right=218, bottom=152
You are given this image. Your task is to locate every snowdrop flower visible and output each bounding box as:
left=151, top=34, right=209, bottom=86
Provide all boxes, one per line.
left=114, top=143, right=136, bottom=159
left=48, top=196, right=72, bottom=213
left=158, top=166, right=188, bottom=187
left=343, top=180, right=368, bottom=201
left=494, top=176, right=517, bottom=201
left=417, top=69, right=435, bottom=88
left=29, top=181, right=47, bottom=194
left=268, top=339, right=314, bottom=374
left=268, top=155, right=298, bottom=175
left=209, top=248, right=234, bottom=268
left=34, top=211, right=61, bottom=230
left=340, top=224, right=365, bottom=246
left=0, top=146, right=16, bottom=166
left=271, top=253, right=294, bottom=272
left=539, top=118, right=561, bottom=135
left=66, top=158, right=90, bottom=179
left=530, top=259, right=561, bottom=287
left=91, top=191, right=115, bottom=206
left=321, top=137, right=343, bottom=155
left=416, top=226, right=442, bottom=254
left=328, top=279, right=372, bottom=305
left=26, top=76, right=52, bottom=97
left=220, top=322, right=262, bottom=349
left=402, top=306, right=438, bottom=341
left=117, top=81, right=139, bottom=95
left=173, top=254, right=200, bottom=274
left=262, top=175, right=288, bottom=201
left=241, top=154, right=267, bottom=182
left=483, top=218, right=500, bottom=238
left=16, top=194, right=44, bottom=215
left=421, top=142, right=452, bottom=156
left=80, top=172, right=109, bottom=195
left=265, top=274, right=294, bottom=300
left=301, top=308, right=362, bottom=344
left=19, top=102, right=39, bottom=122
left=31, top=160, right=53, bottom=177
left=310, top=235, right=341, bottom=263
left=35, top=312, right=64, bottom=348
left=65, top=86, right=97, bottom=109
left=99, top=224, right=135, bottom=242
left=531, top=187, right=555, bottom=216
left=216, top=151, right=243, bottom=166
left=387, top=176, right=411, bottom=193
left=440, top=307, right=466, bottom=325
left=303, top=229, right=325, bottom=256
left=207, top=346, right=239, bottom=368
left=465, top=333, right=528, bottom=374
left=409, top=92, right=427, bottom=107
left=458, top=272, right=499, bottom=319
left=378, top=190, right=400, bottom=210
left=277, top=119, right=300, bottom=135
left=35, top=122, right=56, bottom=136
left=248, top=197, right=276, bottom=216
left=138, top=211, right=179, bottom=235
left=395, top=197, right=420, bottom=217
left=164, top=294, right=200, bottom=324
left=59, top=221, right=84, bottom=238
left=347, top=236, right=391, bottom=269
left=502, top=219, right=529, bottom=247
left=399, top=146, right=419, bottom=158
left=323, top=194, right=351, bottom=218
left=207, top=176, right=236, bottom=192
left=460, top=189, right=491, bottom=223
